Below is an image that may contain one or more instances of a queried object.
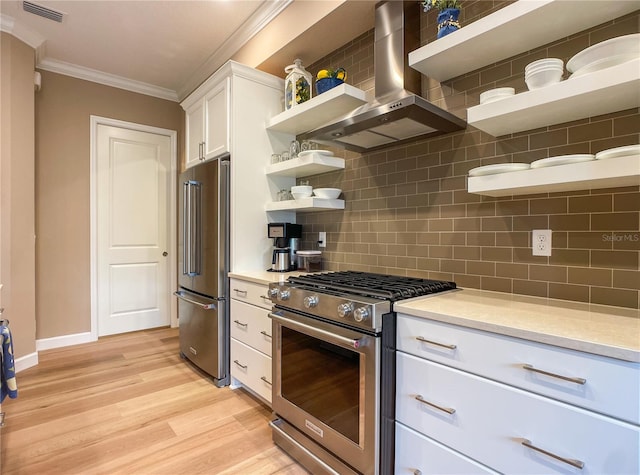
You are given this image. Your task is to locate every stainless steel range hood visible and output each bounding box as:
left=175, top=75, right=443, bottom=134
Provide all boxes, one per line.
left=300, top=0, right=466, bottom=153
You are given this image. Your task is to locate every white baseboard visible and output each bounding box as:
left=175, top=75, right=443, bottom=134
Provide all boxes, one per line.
left=36, top=331, right=94, bottom=351
left=15, top=352, right=38, bottom=373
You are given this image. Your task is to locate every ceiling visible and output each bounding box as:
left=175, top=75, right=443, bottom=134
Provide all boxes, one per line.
left=0, top=0, right=376, bottom=102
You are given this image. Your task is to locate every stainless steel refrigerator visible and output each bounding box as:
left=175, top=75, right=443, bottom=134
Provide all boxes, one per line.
left=175, top=156, right=230, bottom=387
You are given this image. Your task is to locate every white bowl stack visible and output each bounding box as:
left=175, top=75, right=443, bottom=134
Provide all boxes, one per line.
left=525, top=58, right=564, bottom=90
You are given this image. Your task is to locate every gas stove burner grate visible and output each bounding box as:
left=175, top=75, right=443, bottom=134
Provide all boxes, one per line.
left=288, top=271, right=456, bottom=302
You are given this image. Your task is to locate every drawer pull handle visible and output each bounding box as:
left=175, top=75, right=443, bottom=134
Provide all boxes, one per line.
left=416, top=336, right=457, bottom=350
left=413, top=471, right=422, bottom=475
left=415, top=394, right=456, bottom=415
left=522, top=364, right=586, bottom=385
left=233, top=288, right=248, bottom=295
left=260, top=295, right=270, bottom=300
left=261, top=376, right=272, bottom=386
left=521, top=439, right=584, bottom=469
left=233, top=320, right=248, bottom=327
left=260, top=330, right=272, bottom=339
left=233, top=359, right=247, bottom=370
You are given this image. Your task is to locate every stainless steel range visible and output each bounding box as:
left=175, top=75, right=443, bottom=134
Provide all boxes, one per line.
left=268, top=271, right=457, bottom=474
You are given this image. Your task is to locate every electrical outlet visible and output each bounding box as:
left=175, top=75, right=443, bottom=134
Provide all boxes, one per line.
left=318, top=231, right=326, bottom=248
left=532, top=229, right=552, bottom=256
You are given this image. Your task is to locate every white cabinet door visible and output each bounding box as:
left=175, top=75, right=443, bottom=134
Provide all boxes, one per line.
left=395, top=422, right=498, bottom=475
left=185, top=101, right=204, bottom=169
left=204, top=78, right=230, bottom=160
left=231, top=338, right=272, bottom=404
left=230, top=299, right=272, bottom=357
left=396, top=352, right=640, bottom=475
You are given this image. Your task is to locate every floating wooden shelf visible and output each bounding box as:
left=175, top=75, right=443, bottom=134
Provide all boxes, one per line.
left=408, top=0, right=640, bottom=83
left=466, top=60, right=640, bottom=137
left=265, top=154, right=345, bottom=178
left=267, top=84, right=367, bottom=135
left=467, top=155, right=640, bottom=197
left=265, top=198, right=345, bottom=212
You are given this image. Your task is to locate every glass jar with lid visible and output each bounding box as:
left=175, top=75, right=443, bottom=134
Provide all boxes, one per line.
left=284, top=59, right=312, bottom=111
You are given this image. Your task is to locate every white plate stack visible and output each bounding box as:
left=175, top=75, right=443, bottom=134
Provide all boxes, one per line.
left=525, top=58, right=564, bottom=90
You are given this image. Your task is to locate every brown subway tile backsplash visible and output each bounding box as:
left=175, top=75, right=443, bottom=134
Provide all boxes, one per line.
left=300, top=8, right=640, bottom=308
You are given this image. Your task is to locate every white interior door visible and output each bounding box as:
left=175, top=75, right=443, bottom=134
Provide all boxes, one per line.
left=96, top=124, right=171, bottom=336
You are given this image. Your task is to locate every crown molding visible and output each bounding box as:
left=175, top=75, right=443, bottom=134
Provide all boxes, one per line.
left=0, top=13, right=47, bottom=61
left=177, top=0, right=292, bottom=101
left=37, top=58, right=179, bottom=102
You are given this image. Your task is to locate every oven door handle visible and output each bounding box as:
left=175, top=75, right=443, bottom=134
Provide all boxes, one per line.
left=270, top=313, right=362, bottom=349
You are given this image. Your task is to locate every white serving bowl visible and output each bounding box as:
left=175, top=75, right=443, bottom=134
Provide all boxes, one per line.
left=567, top=33, right=640, bottom=75
left=525, top=67, right=563, bottom=90
left=292, top=192, right=310, bottom=200
left=480, top=87, right=515, bottom=104
left=290, top=185, right=312, bottom=197
left=525, top=58, right=563, bottom=73
left=313, top=188, right=341, bottom=199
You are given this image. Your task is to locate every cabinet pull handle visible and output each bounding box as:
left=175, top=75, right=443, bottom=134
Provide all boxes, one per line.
left=413, top=471, right=422, bottom=475
left=416, top=336, right=457, bottom=350
left=522, top=364, right=586, bottom=385
left=232, top=288, right=248, bottom=295
left=233, top=359, right=247, bottom=370
left=260, top=295, right=270, bottom=300
left=414, top=394, right=456, bottom=415
left=233, top=320, right=248, bottom=327
left=261, top=376, right=272, bottom=386
left=260, top=330, right=272, bottom=339
left=521, top=439, right=584, bottom=469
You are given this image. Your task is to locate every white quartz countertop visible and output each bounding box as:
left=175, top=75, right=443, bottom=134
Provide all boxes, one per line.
left=228, top=270, right=313, bottom=286
left=395, top=288, right=640, bottom=363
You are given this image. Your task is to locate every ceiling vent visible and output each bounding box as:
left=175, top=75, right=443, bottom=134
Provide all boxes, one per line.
left=23, top=1, right=65, bottom=23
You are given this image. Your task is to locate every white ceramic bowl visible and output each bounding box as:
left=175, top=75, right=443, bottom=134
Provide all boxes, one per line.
left=525, top=58, right=563, bottom=73
left=567, top=34, right=640, bottom=74
left=290, top=185, right=312, bottom=197
left=525, top=67, right=563, bottom=90
left=292, top=192, right=310, bottom=200
left=480, top=87, right=515, bottom=104
left=313, top=188, right=341, bottom=199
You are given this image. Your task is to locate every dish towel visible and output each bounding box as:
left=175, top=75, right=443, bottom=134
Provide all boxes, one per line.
left=1, top=324, right=18, bottom=402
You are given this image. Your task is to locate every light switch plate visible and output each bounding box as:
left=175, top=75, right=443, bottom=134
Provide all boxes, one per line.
left=318, top=232, right=326, bottom=248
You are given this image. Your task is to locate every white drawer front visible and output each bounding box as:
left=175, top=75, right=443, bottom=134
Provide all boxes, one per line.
left=229, top=278, right=271, bottom=309
left=230, top=299, right=272, bottom=356
left=395, top=422, right=498, bottom=475
left=397, top=314, right=640, bottom=424
left=396, top=352, right=640, bottom=475
left=230, top=338, right=272, bottom=404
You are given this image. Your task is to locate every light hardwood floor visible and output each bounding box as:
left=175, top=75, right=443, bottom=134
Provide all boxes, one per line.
left=1, top=327, right=308, bottom=474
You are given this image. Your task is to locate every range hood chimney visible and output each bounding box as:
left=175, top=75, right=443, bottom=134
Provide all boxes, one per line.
left=300, top=0, right=466, bottom=153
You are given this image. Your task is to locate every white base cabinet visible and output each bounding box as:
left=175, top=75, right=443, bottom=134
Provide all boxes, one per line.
left=395, top=423, right=497, bottom=475
left=229, top=278, right=272, bottom=405
left=395, top=313, right=640, bottom=474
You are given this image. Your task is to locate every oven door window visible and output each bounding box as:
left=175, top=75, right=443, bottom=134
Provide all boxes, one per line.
left=281, top=326, right=360, bottom=444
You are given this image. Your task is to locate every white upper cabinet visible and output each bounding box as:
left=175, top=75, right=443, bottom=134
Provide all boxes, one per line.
left=183, top=77, right=230, bottom=169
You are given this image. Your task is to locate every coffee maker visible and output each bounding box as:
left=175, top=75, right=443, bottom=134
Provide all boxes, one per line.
left=267, top=223, right=302, bottom=272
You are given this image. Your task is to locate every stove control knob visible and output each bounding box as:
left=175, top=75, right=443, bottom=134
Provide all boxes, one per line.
left=278, top=289, right=291, bottom=301
left=337, top=302, right=354, bottom=318
left=268, top=288, right=279, bottom=298
left=354, top=307, right=370, bottom=323
left=303, top=295, right=319, bottom=309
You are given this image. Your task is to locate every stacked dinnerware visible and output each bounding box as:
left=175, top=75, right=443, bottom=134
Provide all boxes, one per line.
left=525, top=58, right=564, bottom=90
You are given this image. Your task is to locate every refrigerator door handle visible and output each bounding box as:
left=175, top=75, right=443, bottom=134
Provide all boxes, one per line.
left=174, top=290, right=217, bottom=310
left=183, top=181, right=190, bottom=276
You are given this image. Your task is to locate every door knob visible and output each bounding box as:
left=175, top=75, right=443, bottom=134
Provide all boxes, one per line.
left=162, top=251, right=168, bottom=257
